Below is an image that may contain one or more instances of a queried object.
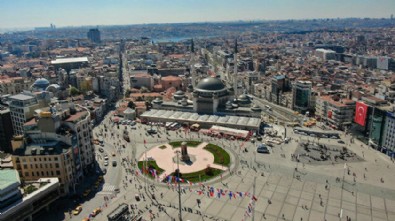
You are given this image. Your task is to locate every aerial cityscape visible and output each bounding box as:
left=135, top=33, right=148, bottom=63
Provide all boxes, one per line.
left=1, top=1, right=395, bottom=221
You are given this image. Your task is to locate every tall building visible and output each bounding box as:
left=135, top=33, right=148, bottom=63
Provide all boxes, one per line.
left=8, top=92, right=50, bottom=135
left=11, top=101, right=94, bottom=194
left=382, top=109, right=395, bottom=156
left=271, top=75, right=291, bottom=105
left=292, top=81, right=312, bottom=114
left=87, top=28, right=101, bottom=43
left=0, top=105, right=14, bottom=153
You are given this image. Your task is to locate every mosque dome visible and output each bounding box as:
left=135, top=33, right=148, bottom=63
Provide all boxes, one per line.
left=32, top=78, right=50, bottom=90
left=195, top=77, right=226, bottom=92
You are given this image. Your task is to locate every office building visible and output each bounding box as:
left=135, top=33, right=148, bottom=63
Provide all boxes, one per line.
left=0, top=170, right=59, bottom=221
left=9, top=92, right=50, bottom=135
left=382, top=110, right=395, bottom=156
left=87, top=28, right=101, bottom=43
left=0, top=105, right=14, bottom=153
left=271, top=75, right=291, bottom=105
left=292, top=81, right=312, bottom=114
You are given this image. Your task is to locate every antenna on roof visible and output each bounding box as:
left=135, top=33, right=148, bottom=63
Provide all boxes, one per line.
left=234, top=38, right=238, bottom=54
left=191, top=39, right=195, bottom=53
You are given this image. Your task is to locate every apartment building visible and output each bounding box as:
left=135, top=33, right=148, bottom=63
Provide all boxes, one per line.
left=11, top=101, right=94, bottom=194
left=316, top=95, right=356, bottom=130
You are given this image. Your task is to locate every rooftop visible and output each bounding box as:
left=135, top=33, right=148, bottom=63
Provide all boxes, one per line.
left=50, top=57, right=88, bottom=65
left=9, top=94, right=35, bottom=101
left=141, top=109, right=261, bottom=128
left=0, top=169, right=20, bottom=191
left=14, top=141, right=71, bottom=156
left=65, top=111, right=88, bottom=123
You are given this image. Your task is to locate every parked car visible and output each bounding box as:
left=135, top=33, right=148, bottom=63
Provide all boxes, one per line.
left=112, top=161, right=117, bottom=167
left=99, top=148, right=104, bottom=153
left=91, top=208, right=102, bottom=217
left=147, top=129, right=157, bottom=134
left=337, top=140, right=345, bottom=144
left=257, top=144, right=269, bottom=154
left=104, top=161, right=109, bottom=166
left=72, top=206, right=82, bottom=215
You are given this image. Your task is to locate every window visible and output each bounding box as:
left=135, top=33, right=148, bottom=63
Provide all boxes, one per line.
left=54, top=157, right=58, bottom=161
left=24, top=172, right=29, bottom=176
left=56, top=170, right=61, bottom=175
left=55, top=163, right=59, bottom=168
left=51, top=171, right=54, bottom=176
left=23, top=164, right=27, bottom=169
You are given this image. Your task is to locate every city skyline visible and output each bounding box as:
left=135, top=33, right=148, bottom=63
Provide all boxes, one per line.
left=1, top=0, right=394, bottom=29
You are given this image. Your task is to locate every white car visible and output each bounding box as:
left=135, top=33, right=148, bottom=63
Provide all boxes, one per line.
left=104, top=161, right=109, bottom=166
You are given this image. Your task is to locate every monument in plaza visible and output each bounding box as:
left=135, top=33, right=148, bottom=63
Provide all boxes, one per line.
left=180, top=141, right=191, bottom=162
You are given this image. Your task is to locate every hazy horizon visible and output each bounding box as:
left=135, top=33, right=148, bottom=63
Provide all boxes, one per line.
left=1, top=0, right=394, bottom=29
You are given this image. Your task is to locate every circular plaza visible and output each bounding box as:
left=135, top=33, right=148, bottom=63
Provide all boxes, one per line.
left=138, top=140, right=231, bottom=183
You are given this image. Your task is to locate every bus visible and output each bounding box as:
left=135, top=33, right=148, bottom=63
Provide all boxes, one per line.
left=107, top=203, right=129, bottom=221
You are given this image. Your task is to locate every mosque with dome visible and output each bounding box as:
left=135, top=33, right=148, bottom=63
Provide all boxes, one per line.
left=30, top=77, right=67, bottom=99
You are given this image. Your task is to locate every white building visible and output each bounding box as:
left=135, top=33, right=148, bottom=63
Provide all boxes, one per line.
left=9, top=92, right=50, bottom=135
left=315, top=48, right=336, bottom=61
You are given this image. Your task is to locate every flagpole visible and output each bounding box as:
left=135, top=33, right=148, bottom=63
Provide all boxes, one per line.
left=252, top=176, right=256, bottom=221
left=145, top=143, right=148, bottom=190
left=175, top=150, right=182, bottom=221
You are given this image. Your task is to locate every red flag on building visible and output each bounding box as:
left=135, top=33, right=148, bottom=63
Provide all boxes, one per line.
left=327, top=110, right=332, bottom=119
left=354, top=102, right=368, bottom=126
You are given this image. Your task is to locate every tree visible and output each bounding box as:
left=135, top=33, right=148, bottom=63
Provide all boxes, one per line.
left=140, top=86, right=150, bottom=93
left=124, top=89, right=132, bottom=98
left=79, top=80, right=92, bottom=93
left=69, top=86, right=81, bottom=96
left=127, top=101, right=136, bottom=109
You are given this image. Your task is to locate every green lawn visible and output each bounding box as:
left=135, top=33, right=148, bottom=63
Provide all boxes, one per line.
left=203, top=144, right=230, bottom=166
left=137, top=160, right=164, bottom=179
left=166, top=167, right=223, bottom=183
left=169, top=140, right=202, bottom=148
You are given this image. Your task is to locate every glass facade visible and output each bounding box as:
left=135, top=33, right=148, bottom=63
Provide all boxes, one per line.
left=369, top=108, right=386, bottom=147
left=295, top=89, right=310, bottom=108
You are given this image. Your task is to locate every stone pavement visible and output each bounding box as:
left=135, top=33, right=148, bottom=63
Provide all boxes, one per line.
left=64, top=115, right=395, bottom=221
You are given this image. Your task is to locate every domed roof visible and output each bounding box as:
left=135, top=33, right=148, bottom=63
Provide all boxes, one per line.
left=238, top=93, right=249, bottom=101
left=152, top=97, right=163, bottom=104
left=251, top=104, right=262, bottom=112
left=175, top=90, right=185, bottom=95
left=33, top=78, right=50, bottom=89
left=195, top=77, right=226, bottom=91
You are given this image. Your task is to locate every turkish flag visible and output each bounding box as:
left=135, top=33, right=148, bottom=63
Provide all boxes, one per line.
left=327, top=110, right=332, bottom=119
left=354, top=102, right=368, bottom=126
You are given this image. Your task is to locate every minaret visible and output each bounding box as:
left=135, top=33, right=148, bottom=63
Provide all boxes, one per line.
left=233, top=39, right=238, bottom=97
left=190, top=39, right=197, bottom=87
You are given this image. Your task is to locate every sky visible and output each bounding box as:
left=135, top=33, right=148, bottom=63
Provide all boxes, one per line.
left=1, top=0, right=394, bottom=29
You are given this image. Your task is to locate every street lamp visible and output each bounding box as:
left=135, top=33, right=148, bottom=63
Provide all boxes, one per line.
left=175, top=150, right=182, bottom=221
